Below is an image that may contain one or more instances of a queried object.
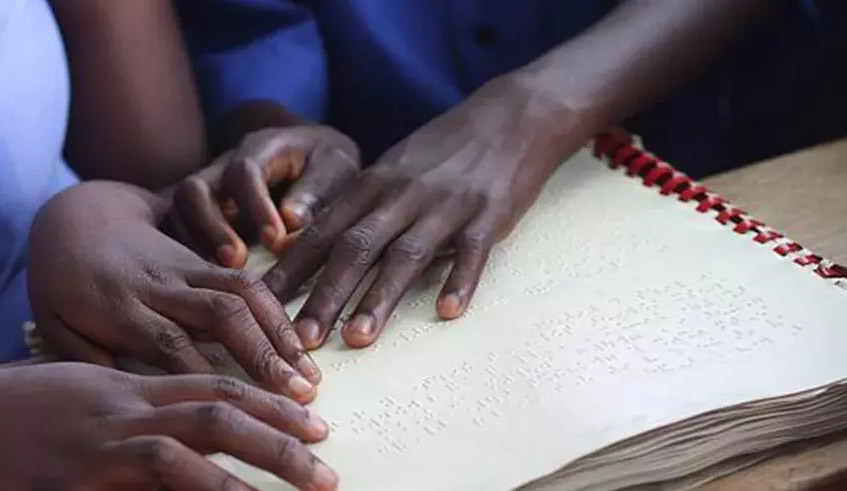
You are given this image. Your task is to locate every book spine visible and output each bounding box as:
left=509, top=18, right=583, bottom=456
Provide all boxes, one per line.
left=593, top=130, right=847, bottom=289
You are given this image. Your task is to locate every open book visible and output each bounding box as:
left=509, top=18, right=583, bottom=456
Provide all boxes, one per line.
left=151, top=133, right=847, bottom=489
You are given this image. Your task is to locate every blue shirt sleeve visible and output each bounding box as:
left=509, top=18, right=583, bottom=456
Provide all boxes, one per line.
left=177, top=0, right=328, bottom=123
left=0, top=148, right=78, bottom=363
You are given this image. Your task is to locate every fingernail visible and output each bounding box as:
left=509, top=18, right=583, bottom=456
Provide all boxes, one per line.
left=341, top=314, right=376, bottom=349
left=312, top=461, right=338, bottom=490
left=282, top=200, right=312, bottom=230
left=217, top=244, right=237, bottom=266
left=288, top=375, right=313, bottom=398
left=296, top=318, right=323, bottom=349
left=345, top=313, right=375, bottom=337
left=297, top=353, right=322, bottom=384
left=307, top=409, right=329, bottom=437
left=262, top=225, right=279, bottom=247
left=289, top=201, right=310, bottom=222
left=438, top=293, right=464, bottom=319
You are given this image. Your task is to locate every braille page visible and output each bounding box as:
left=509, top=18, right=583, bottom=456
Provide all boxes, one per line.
left=210, top=149, right=847, bottom=490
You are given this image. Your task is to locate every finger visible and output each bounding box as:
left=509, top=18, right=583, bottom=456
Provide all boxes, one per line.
left=38, top=314, right=117, bottom=367
left=122, top=403, right=338, bottom=491
left=279, top=228, right=303, bottom=255
left=138, top=374, right=328, bottom=442
left=295, top=190, right=423, bottom=349
left=186, top=268, right=322, bottom=385
left=343, top=202, right=476, bottom=347
left=173, top=174, right=248, bottom=268
left=437, top=219, right=497, bottom=320
left=129, top=305, right=216, bottom=375
left=280, top=143, right=359, bottom=231
left=95, top=435, right=256, bottom=491
left=221, top=149, right=296, bottom=254
left=154, top=277, right=315, bottom=402
left=262, top=176, right=382, bottom=302
left=235, top=133, right=309, bottom=183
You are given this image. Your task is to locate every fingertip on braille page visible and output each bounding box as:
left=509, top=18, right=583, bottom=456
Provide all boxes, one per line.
left=311, top=461, right=339, bottom=491
left=297, top=353, right=322, bottom=385
left=437, top=293, right=464, bottom=320
left=342, top=313, right=376, bottom=348
left=307, top=409, right=329, bottom=439
left=288, top=375, right=315, bottom=403
left=295, top=318, right=324, bottom=350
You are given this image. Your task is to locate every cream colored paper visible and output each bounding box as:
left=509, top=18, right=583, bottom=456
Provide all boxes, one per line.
left=211, top=149, right=847, bottom=490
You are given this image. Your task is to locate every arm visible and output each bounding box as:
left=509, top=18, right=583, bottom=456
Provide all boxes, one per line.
left=166, top=1, right=360, bottom=268
left=177, top=0, right=329, bottom=153
left=516, top=0, right=784, bottom=135
left=262, top=0, right=790, bottom=349
left=49, top=0, right=206, bottom=189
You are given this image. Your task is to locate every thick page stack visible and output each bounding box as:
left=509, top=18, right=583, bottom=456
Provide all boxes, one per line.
left=190, top=134, right=847, bottom=489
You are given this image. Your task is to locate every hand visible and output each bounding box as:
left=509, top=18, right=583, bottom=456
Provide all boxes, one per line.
left=167, top=125, right=360, bottom=269
left=28, top=182, right=321, bottom=401
left=264, top=75, right=591, bottom=348
left=0, top=363, right=336, bottom=490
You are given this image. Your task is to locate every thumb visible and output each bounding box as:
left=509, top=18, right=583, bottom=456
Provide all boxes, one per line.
left=280, top=144, right=359, bottom=231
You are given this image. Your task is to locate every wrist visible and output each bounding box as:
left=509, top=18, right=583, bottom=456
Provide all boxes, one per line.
left=503, top=69, right=607, bottom=140
left=45, top=181, right=167, bottom=227
left=472, top=74, right=600, bottom=156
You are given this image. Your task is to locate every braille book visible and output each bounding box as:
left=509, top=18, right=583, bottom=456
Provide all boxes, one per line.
left=148, top=132, right=847, bottom=490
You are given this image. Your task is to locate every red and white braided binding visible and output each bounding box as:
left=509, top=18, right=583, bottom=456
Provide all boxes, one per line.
left=593, top=130, right=847, bottom=290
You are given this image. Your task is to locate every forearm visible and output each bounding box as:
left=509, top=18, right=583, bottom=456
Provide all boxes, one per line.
left=515, top=0, right=783, bottom=134
left=179, top=0, right=329, bottom=156
left=50, top=0, right=207, bottom=190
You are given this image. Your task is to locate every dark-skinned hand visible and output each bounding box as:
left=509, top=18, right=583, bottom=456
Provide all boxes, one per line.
left=167, top=125, right=360, bottom=269
left=27, top=181, right=321, bottom=400
left=0, top=363, right=336, bottom=490
left=263, top=75, right=593, bottom=349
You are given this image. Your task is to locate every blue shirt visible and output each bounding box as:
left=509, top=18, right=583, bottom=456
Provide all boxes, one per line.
left=0, top=0, right=78, bottom=361
left=178, top=0, right=847, bottom=176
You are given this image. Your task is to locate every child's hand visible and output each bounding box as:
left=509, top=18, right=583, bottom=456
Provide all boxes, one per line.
left=168, top=126, right=360, bottom=268
left=29, top=182, right=323, bottom=396
left=0, top=363, right=336, bottom=490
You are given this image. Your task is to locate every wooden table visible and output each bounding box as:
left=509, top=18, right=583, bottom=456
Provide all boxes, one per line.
left=695, top=137, right=847, bottom=490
